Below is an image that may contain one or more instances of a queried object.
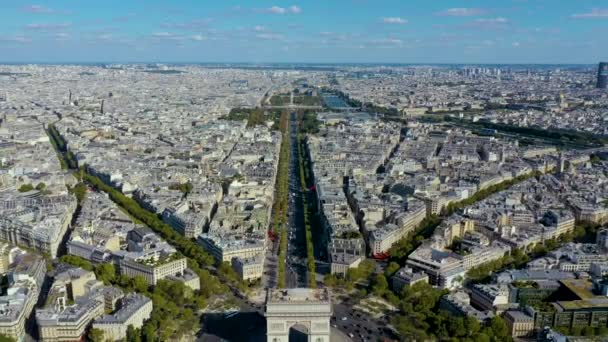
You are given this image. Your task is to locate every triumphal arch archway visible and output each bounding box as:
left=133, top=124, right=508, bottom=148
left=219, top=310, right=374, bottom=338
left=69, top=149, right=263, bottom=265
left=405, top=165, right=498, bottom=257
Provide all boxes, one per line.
left=265, top=288, right=333, bottom=342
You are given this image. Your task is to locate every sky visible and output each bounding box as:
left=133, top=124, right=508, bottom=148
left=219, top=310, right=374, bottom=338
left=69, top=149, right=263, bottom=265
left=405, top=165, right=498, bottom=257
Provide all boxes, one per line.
left=0, top=0, right=607, bottom=64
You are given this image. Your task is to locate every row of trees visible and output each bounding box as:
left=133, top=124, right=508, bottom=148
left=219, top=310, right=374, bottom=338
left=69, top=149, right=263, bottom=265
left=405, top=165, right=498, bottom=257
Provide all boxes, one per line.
left=445, top=116, right=608, bottom=148
left=83, top=171, right=216, bottom=268
left=467, top=223, right=602, bottom=283
left=298, top=134, right=316, bottom=287
left=272, top=111, right=290, bottom=288
left=389, top=172, right=541, bottom=265
left=443, top=171, right=540, bottom=216
left=67, top=182, right=87, bottom=203
left=47, top=124, right=78, bottom=169
left=17, top=182, right=47, bottom=193
left=388, top=215, right=442, bottom=264
left=369, top=171, right=554, bottom=340
left=298, top=110, right=321, bottom=134
left=81, top=169, right=255, bottom=292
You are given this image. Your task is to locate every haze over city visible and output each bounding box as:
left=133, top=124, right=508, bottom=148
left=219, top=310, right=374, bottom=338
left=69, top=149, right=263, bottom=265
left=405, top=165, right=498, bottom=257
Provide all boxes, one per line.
left=0, top=0, right=607, bottom=63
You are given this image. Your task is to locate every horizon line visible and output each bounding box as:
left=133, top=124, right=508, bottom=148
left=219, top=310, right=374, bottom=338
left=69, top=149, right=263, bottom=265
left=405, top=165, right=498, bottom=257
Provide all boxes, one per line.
left=0, top=61, right=601, bottom=66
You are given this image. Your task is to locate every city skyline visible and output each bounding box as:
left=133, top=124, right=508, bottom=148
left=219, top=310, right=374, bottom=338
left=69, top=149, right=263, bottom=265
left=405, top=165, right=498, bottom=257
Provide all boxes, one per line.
left=0, top=0, right=607, bottom=64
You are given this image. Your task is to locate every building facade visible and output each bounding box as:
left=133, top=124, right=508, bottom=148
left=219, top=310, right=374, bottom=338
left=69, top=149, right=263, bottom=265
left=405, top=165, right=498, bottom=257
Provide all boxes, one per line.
left=92, top=294, right=153, bottom=341
left=265, top=288, right=332, bottom=342
left=119, top=257, right=187, bottom=286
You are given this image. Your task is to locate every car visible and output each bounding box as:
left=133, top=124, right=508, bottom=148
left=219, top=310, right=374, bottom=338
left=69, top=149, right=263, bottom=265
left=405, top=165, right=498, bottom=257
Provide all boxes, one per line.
left=341, top=317, right=348, bottom=321
left=348, top=333, right=354, bottom=338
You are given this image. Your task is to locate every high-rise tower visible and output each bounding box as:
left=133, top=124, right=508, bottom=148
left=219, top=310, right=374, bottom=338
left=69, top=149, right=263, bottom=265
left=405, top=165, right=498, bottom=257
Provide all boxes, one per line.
left=598, top=62, right=608, bottom=89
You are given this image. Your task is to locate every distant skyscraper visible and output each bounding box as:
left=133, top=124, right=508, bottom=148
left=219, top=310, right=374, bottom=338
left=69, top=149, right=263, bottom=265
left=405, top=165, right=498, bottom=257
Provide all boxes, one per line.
left=598, top=62, right=608, bottom=89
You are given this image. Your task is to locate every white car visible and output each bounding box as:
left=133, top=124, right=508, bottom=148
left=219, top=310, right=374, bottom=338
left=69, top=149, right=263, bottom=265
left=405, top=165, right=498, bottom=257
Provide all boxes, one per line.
left=341, top=317, right=348, bottom=321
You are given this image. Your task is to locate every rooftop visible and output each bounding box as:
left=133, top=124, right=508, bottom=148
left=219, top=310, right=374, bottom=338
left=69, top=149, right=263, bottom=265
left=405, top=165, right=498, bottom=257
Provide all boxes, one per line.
left=267, top=288, right=331, bottom=304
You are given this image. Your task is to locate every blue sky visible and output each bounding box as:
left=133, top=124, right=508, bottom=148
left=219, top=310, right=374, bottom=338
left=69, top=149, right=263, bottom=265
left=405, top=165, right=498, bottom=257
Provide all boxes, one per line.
left=0, top=1, right=606, bottom=64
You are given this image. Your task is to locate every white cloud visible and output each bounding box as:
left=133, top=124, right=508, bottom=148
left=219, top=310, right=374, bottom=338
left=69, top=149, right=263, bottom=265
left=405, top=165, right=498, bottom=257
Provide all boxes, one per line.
left=370, top=38, right=403, bottom=46
left=268, top=6, right=286, bottom=14
left=152, top=32, right=173, bottom=37
left=474, top=17, right=508, bottom=24
left=160, top=19, right=212, bottom=30
left=255, top=33, right=284, bottom=40
left=254, top=25, right=266, bottom=32
left=463, top=17, right=510, bottom=30
left=25, top=23, right=71, bottom=30
left=572, top=8, right=608, bottom=19
left=97, top=33, right=113, bottom=41
left=191, top=35, right=207, bottom=41
left=0, top=35, right=32, bottom=43
left=264, top=5, right=301, bottom=14
left=437, top=8, right=486, bottom=17
left=23, top=5, right=54, bottom=13
left=382, top=17, right=407, bottom=24
left=288, top=6, right=302, bottom=14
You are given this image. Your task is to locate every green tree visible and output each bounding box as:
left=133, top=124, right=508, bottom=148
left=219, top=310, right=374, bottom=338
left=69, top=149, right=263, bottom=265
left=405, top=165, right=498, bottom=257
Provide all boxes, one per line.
left=597, top=326, right=608, bottom=336
left=488, top=316, right=511, bottom=341
left=371, top=274, right=389, bottom=297
left=582, top=326, right=596, bottom=336
left=68, top=183, right=87, bottom=203
left=126, top=324, right=142, bottom=342
left=347, top=259, right=375, bottom=282
left=132, top=276, right=149, bottom=293
left=465, top=316, right=481, bottom=337
left=141, top=322, right=157, bottom=342
left=571, top=326, right=583, bottom=336
left=59, top=255, right=94, bottom=271
left=94, top=263, right=116, bottom=285
left=18, top=184, right=34, bottom=192
left=88, top=328, right=105, bottom=342
left=384, top=262, right=401, bottom=278
left=35, top=182, right=47, bottom=190
left=0, top=334, right=15, bottom=342
left=323, top=274, right=338, bottom=287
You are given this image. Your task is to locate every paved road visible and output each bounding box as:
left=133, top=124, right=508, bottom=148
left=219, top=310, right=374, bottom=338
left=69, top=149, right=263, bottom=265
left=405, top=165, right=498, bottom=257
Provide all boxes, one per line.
left=332, top=296, right=399, bottom=342
left=286, top=111, right=308, bottom=288
left=261, top=241, right=278, bottom=288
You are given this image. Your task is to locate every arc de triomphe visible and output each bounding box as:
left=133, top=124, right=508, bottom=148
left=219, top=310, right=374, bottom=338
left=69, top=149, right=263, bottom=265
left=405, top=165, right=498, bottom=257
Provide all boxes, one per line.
left=265, top=288, right=333, bottom=342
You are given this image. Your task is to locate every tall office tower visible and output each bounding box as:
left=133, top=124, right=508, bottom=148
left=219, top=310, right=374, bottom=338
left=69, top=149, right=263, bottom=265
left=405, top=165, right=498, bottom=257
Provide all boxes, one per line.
left=598, top=62, right=608, bottom=89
